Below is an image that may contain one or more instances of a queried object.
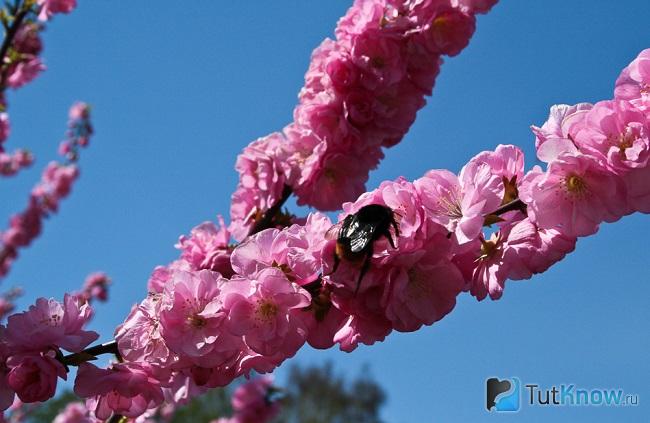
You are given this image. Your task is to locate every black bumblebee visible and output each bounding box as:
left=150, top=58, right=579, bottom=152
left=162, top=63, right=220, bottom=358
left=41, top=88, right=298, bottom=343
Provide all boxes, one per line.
left=326, top=204, right=399, bottom=294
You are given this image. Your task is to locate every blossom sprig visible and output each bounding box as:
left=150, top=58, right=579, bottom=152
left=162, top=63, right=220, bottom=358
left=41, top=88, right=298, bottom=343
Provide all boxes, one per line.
left=228, top=0, right=498, bottom=240
left=30, top=44, right=648, bottom=421
left=0, top=102, right=93, bottom=278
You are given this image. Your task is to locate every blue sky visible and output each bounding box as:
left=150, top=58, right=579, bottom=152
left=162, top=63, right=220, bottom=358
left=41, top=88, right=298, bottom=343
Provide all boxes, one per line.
left=1, top=1, right=648, bottom=422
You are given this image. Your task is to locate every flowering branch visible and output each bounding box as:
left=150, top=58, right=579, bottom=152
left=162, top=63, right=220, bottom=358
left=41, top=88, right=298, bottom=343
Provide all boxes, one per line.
left=0, top=0, right=30, bottom=91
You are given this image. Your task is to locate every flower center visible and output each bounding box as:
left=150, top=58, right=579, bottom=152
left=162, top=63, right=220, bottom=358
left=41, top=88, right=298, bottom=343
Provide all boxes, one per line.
left=187, top=314, right=207, bottom=328
left=437, top=187, right=463, bottom=220
left=256, top=300, right=278, bottom=322
left=565, top=174, right=588, bottom=197
left=478, top=233, right=502, bottom=261
left=407, top=268, right=431, bottom=298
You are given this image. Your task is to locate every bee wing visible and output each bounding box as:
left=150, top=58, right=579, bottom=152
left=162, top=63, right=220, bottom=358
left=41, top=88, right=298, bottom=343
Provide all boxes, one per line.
left=325, top=221, right=344, bottom=240
left=348, top=222, right=376, bottom=253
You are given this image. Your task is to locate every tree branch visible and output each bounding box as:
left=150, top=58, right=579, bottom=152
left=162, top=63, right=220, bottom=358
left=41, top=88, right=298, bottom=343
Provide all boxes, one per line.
left=248, top=184, right=293, bottom=235
left=491, top=198, right=527, bottom=216
left=59, top=340, right=121, bottom=366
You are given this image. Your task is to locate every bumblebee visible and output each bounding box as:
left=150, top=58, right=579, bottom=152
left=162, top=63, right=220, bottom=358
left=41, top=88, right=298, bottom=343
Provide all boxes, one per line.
left=326, top=204, right=399, bottom=294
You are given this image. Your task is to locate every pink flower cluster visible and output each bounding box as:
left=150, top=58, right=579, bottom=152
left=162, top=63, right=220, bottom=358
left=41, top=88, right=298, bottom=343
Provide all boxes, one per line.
left=4, top=23, right=45, bottom=89
left=75, top=272, right=111, bottom=304
left=0, top=294, right=97, bottom=410
left=0, top=102, right=92, bottom=278
left=94, top=51, right=650, bottom=421
left=212, top=376, right=280, bottom=423
left=229, top=0, right=497, bottom=239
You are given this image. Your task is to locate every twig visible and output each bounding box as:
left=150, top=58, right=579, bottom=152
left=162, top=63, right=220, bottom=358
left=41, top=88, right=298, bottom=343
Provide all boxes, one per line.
left=60, top=340, right=121, bottom=366
left=248, top=184, right=293, bottom=235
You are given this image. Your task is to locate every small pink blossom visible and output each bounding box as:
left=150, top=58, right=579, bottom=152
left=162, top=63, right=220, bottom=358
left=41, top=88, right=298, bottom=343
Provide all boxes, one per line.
left=615, top=48, right=650, bottom=109
left=230, top=134, right=288, bottom=241
left=417, top=8, right=476, bottom=57
left=0, top=113, right=9, bottom=145
left=231, top=376, right=280, bottom=423
left=6, top=351, right=66, bottom=403
left=223, top=268, right=311, bottom=356
left=159, top=270, right=241, bottom=368
left=293, top=148, right=378, bottom=211
left=415, top=158, right=502, bottom=244
left=531, top=103, right=592, bottom=162
left=37, top=0, right=77, bottom=21
left=381, top=237, right=464, bottom=332
left=53, top=402, right=99, bottom=423
left=176, top=216, right=234, bottom=277
left=6, top=58, right=45, bottom=89
left=519, top=155, right=627, bottom=237
left=5, top=294, right=98, bottom=353
left=573, top=100, right=650, bottom=174
left=114, top=294, right=174, bottom=366
left=75, top=362, right=164, bottom=420
left=351, top=29, right=406, bottom=90
left=77, top=272, right=111, bottom=303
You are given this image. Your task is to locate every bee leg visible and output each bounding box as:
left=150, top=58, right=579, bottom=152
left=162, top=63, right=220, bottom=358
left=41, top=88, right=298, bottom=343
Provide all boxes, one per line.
left=354, top=251, right=372, bottom=296
left=391, top=217, right=400, bottom=238
left=384, top=228, right=397, bottom=249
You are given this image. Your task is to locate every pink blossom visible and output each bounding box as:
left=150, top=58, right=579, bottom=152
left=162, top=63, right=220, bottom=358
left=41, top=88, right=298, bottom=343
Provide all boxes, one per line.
left=223, top=268, right=311, bottom=356
left=115, top=294, right=177, bottom=368
left=53, top=402, right=99, bottom=423
left=451, top=0, right=499, bottom=14
left=381, top=236, right=464, bottom=332
left=520, top=154, right=627, bottom=237
left=417, top=8, right=476, bottom=57
left=0, top=150, right=33, bottom=177
left=0, top=113, right=9, bottom=146
left=12, top=23, right=43, bottom=56
left=231, top=212, right=331, bottom=285
left=78, top=272, right=111, bottom=303
left=230, top=228, right=285, bottom=279
left=231, top=376, right=280, bottom=423
left=230, top=134, right=288, bottom=241
left=501, top=218, right=576, bottom=276
left=176, top=216, right=234, bottom=277
left=159, top=270, right=242, bottom=368
left=415, top=158, right=502, bottom=244
left=75, top=362, right=164, bottom=420
left=332, top=295, right=392, bottom=352
left=615, top=48, right=650, bottom=109
left=351, top=29, right=406, bottom=90
left=6, top=352, right=66, bottom=403
left=573, top=100, right=649, bottom=174
left=623, top=165, right=650, bottom=213
left=6, top=58, right=45, bottom=89
left=5, top=294, right=98, bottom=353
left=531, top=103, right=592, bottom=162
left=293, top=148, right=379, bottom=211
left=454, top=216, right=576, bottom=300
left=37, top=0, right=77, bottom=21
left=335, top=0, right=389, bottom=44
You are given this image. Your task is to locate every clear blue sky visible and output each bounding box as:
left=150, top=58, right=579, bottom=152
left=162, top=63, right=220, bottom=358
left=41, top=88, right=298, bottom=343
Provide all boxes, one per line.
left=1, top=1, right=648, bottom=422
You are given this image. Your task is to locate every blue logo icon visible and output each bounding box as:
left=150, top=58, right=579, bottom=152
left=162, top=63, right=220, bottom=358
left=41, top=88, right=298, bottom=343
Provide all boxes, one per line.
left=486, top=377, right=520, bottom=412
